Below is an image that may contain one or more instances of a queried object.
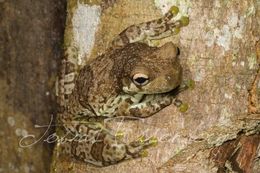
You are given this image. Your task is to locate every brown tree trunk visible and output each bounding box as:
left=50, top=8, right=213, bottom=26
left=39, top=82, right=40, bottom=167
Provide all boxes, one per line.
left=0, top=1, right=66, bottom=172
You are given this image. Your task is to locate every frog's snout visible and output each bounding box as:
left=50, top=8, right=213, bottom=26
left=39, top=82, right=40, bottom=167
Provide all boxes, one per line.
left=165, top=75, right=176, bottom=87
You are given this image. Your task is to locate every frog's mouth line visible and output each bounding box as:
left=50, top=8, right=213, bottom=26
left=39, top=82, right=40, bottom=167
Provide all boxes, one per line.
left=138, top=85, right=182, bottom=103
left=167, top=85, right=185, bottom=96
left=149, top=84, right=185, bottom=95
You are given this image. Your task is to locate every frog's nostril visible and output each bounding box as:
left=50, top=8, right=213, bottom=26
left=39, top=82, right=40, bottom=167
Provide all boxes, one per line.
left=166, top=75, right=172, bottom=81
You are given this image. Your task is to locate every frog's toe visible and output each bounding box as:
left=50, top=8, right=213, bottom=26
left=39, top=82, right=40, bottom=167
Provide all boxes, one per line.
left=115, top=130, right=124, bottom=139
left=125, top=136, right=157, bottom=159
left=148, top=136, right=158, bottom=147
left=179, top=103, right=189, bottom=112
left=186, top=79, right=195, bottom=90
left=179, top=79, right=195, bottom=91
left=170, top=6, right=179, bottom=15
left=138, top=136, right=158, bottom=148
left=140, top=150, right=149, bottom=158
left=180, top=16, right=190, bottom=27
left=172, top=27, right=181, bottom=35
left=173, top=99, right=189, bottom=112
left=137, top=135, right=146, bottom=144
left=128, top=136, right=158, bottom=150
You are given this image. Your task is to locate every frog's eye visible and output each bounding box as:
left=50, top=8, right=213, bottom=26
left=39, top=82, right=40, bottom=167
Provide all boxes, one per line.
left=132, top=73, right=149, bottom=86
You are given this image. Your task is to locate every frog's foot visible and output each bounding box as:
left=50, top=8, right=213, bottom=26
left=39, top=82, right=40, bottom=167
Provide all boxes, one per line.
left=125, top=136, right=158, bottom=159
left=111, top=6, right=189, bottom=48
left=97, top=135, right=158, bottom=166
left=144, top=6, right=189, bottom=41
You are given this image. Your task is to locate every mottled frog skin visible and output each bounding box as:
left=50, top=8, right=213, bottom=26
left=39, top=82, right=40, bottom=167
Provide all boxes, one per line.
left=57, top=6, right=189, bottom=166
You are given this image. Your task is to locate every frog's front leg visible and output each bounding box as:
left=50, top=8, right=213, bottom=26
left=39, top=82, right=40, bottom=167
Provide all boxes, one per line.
left=111, top=6, right=189, bottom=48
left=119, top=84, right=189, bottom=118
left=121, top=94, right=174, bottom=118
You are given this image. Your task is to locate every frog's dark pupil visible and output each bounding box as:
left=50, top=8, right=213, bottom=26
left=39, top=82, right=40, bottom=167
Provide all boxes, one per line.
left=176, top=47, right=180, bottom=56
left=135, top=77, right=147, bottom=84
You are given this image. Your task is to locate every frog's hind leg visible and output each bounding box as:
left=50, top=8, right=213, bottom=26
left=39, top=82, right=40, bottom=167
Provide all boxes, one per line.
left=59, top=120, right=157, bottom=166
left=101, top=134, right=157, bottom=166
left=111, top=6, right=189, bottom=48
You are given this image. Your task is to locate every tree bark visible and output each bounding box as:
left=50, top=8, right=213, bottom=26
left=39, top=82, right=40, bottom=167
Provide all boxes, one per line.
left=0, top=1, right=66, bottom=172
left=51, top=0, right=259, bottom=172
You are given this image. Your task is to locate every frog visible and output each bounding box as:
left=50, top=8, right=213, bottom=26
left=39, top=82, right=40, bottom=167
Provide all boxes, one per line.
left=56, top=6, right=190, bottom=167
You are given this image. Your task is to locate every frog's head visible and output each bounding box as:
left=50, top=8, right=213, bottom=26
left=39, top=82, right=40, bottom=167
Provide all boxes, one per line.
left=122, top=42, right=182, bottom=94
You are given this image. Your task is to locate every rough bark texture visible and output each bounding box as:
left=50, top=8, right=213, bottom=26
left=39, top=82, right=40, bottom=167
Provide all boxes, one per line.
left=51, top=0, right=260, bottom=172
left=0, top=1, right=66, bottom=173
